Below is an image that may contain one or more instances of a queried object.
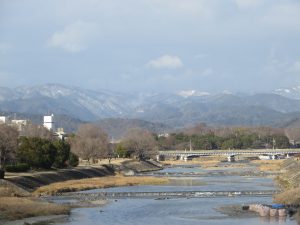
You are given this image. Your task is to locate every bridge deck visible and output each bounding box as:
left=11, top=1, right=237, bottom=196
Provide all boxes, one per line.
left=159, top=149, right=300, bottom=156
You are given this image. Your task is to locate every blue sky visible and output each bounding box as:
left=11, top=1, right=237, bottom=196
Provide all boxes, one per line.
left=0, top=0, right=300, bottom=93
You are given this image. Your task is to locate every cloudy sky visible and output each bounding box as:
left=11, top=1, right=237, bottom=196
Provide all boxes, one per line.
left=0, top=0, right=300, bottom=93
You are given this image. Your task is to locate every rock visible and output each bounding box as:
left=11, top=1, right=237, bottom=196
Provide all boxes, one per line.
left=270, top=208, right=278, bottom=217
left=242, top=205, right=249, bottom=210
left=258, top=206, right=270, bottom=217
left=278, top=209, right=287, bottom=217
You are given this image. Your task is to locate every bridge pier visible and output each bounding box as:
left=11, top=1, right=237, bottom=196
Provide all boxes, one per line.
left=156, top=155, right=165, bottom=161
left=227, top=155, right=235, bottom=162
left=180, top=155, right=188, bottom=161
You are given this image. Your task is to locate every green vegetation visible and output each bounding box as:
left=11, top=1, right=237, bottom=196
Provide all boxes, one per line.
left=5, top=163, right=30, bottom=172
left=17, top=137, right=57, bottom=169
left=156, top=131, right=290, bottom=150
left=53, top=140, right=71, bottom=168
left=67, top=152, right=79, bottom=167
left=2, top=136, right=76, bottom=172
left=16, top=137, right=74, bottom=170
left=115, top=143, right=130, bottom=158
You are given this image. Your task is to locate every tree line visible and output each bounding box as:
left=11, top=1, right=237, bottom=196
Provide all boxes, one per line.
left=156, top=124, right=291, bottom=150
left=0, top=121, right=296, bottom=178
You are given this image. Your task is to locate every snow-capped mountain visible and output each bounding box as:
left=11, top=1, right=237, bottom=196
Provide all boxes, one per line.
left=274, top=86, right=300, bottom=99
left=1, top=84, right=300, bottom=128
left=177, top=90, right=210, bottom=98
left=0, top=84, right=133, bottom=120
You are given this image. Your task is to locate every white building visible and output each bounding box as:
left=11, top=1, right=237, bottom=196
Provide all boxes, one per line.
left=11, top=119, right=29, bottom=131
left=55, top=127, right=66, bottom=140
left=43, top=114, right=55, bottom=131
left=0, top=116, right=6, bottom=124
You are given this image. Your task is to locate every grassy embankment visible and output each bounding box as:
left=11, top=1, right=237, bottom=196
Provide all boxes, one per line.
left=251, top=159, right=284, bottom=172
left=34, top=175, right=169, bottom=195
left=0, top=159, right=167, bottom=221
left=273, top=158, right=300, bottom=205
left=0, top=185, right=70, bottom=220
left=0, top=174, right=168, bottom=220
left=272, top=158, right=300, bottom=222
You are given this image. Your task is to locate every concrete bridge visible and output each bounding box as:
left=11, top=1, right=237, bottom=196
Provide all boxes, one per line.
left=158, top=149, right=300, bottom=161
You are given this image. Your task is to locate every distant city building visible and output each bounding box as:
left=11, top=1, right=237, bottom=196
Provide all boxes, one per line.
left=43, top=114, right=55, bottom=131
left=1, top=113, right=69, bottom=141
left=158, top=133, right=169, bottom=138
left=55, top=127, right=67, bottom=140
left=11, top=119, right=29, bottom=131
left=0, top=116, right=6, bottom=124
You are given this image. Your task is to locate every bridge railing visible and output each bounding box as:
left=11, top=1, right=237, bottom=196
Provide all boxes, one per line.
left=159, top=149, right=300, bottom=156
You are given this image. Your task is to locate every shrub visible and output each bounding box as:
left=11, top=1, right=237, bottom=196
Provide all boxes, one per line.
left=67, top=152, right=79, bottom=167
left=53, top=140, right=70, bottom=168
left=5, top=163, right=30, bottom=172
left=17, top=137, right=57, bottom=169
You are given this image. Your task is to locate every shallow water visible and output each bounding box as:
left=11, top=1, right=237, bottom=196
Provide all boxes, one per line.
left=55, top=164, right=297, bottom=225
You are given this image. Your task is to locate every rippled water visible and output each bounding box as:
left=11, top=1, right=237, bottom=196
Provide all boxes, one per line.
left=55, top=164, right=297, bottom=225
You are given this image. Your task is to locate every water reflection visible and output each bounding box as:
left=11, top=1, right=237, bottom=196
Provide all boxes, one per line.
left=55, top=165, right=296, bottom=225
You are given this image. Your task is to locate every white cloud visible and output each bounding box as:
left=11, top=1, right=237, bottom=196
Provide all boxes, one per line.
left=48, top=20, right=98, bottom=52
left=289, top=60, right=300, bottom=73
left=262, top=3, right=300, bottom=29
left=146, top=55, right=183, bottom=69
left=235, top=0, right=262, bottom=9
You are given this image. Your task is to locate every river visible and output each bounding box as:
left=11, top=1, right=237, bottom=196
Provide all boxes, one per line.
left=53, top=163, right=297, bottom=225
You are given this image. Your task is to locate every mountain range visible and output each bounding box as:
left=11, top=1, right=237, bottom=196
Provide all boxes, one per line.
left=1, top=84, right=300, bottom=132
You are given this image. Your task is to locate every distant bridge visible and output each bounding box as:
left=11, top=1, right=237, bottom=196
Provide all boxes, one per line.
left=158, top=149, right=300, bottom=161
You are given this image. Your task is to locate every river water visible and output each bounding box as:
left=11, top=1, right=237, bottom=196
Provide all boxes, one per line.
left=54, top=163, right=297, bottom=225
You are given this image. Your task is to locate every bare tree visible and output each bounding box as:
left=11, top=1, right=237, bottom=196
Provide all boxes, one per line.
left=285, top=128, right=300, bottom=144
left=184, top=123, right=212, bottom=136
left=20, top=124, right=54, bottom=140
left=122, top=128, right=158, bottom=160
left=0, top=124, right=19, bottom=171
left=70, top=124, right=109, bottom=162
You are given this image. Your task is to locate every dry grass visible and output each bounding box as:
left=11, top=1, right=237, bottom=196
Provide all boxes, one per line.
left=0, top=186, right=16, bottom=197
left=196, top=157, right=224, bottom=169
left=252, top=159, right=284, bottom=172
left=0, top=197, right=70, bottom=220
left=198, top=160, right=221, bottom=168
left=78, top=158, right=129, bottom=167
left=273, top=187, right=300, bottom=205
left=0, top=184, right=29, bottom=198
left=162, top=157, right=224, bottom=168
left=34, top=175, right=169, bottom=195
left=0, top=182, right=69, bottom=220
left=161, top=160, right=202, bottom=166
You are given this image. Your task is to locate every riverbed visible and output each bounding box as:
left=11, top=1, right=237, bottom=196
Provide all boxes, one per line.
left=53, top=163, right=297, bottom=225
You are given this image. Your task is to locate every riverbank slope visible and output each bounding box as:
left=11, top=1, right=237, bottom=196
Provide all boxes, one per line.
left=0, top=159, right=163, bottom=222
